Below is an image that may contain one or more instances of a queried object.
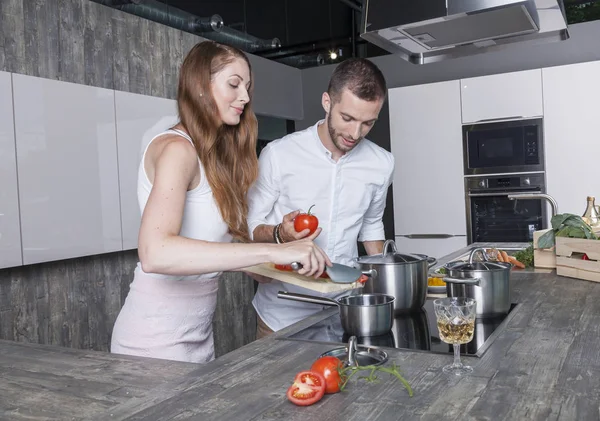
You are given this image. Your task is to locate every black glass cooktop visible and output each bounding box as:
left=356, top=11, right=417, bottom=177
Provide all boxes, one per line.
left=284, top=299, right=519, bottom=358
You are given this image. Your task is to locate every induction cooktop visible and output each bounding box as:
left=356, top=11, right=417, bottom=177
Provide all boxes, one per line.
left=282, top=299, right=520, bottom=358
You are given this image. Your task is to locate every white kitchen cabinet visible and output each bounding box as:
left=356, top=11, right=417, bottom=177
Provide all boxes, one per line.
left=115, top=91, right=178, bottom=250
left=394, top=236, right=468, bottom=261
left=388, top=80, right=467, bottom=250
left=0, top=72, right=23, bottom=268
left=461, top=69, right=543, bottom=123
left=13, top=74, right=122, bottom=265
left=542, top=61, right=600, bottom=216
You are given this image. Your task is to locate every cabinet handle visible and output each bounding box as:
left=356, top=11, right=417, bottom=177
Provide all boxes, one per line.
left=474, top=115, right=524, bottom=123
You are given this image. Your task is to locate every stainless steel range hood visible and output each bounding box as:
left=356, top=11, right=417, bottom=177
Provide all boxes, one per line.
left=360, top=0, right=570, bottom=65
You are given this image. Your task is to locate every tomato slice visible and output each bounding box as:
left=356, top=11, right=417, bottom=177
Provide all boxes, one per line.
left=286, top=371, right=326, bottom=406
left=357, top=274, right=369, bottom=284
left=274, top=264, right=330, bottom=279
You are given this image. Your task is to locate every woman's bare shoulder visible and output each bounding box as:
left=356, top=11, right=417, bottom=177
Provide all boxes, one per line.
left=149, top=132, right=197, bottom=161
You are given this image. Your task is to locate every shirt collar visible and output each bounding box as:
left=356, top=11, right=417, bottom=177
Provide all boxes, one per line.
left=311, top=119, right=363, bottom=161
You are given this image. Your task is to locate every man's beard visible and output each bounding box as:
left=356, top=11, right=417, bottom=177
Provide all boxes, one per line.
left=326, top=112, right=362, bottom=154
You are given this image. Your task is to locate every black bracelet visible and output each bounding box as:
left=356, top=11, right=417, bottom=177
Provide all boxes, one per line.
left=275, top=223, right=285, bottom=244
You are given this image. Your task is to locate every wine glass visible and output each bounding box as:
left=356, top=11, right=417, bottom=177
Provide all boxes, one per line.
left=433, top=297, right=477, bottom=376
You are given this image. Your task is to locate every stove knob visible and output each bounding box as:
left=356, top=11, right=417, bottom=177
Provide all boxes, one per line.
left=523, top=178, right=531, bottom=186
left=478, top=180, right=486, bottom=188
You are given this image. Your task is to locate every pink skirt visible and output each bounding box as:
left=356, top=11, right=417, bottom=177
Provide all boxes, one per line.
left=111, top=266, right=219, bottom=364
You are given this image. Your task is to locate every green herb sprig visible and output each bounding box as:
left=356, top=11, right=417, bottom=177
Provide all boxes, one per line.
left=338, top=363, right=413, bottom=397
left=513, top=244, right=534, bottom=267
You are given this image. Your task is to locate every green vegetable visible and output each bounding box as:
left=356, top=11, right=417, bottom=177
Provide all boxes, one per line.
left=513, top=244, right=534, bottom=267
left=538, top=213, right=598, bottom=249
left=338, top=362, right=413, bottom=397
left=435, top=267, right=447, bottom=275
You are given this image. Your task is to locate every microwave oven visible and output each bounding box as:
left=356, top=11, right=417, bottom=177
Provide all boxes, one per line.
left=463, top=118, right=544, bottom=176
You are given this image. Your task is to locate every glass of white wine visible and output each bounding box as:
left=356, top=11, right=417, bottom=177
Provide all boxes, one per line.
left=433, top=297, right=477, bottom=376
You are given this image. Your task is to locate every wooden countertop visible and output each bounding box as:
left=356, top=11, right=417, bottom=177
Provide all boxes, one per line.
left=2, top=252, right=598, bottom=420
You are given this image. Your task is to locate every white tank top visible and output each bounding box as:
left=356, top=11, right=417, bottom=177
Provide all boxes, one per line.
left=137, top=128, right=233, bottom=280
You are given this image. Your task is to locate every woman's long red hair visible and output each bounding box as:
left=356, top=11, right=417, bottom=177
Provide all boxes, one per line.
left=177, top=41, right=258, bottom=242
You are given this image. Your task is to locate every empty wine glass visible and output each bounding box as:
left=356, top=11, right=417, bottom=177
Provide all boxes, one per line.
left=433, top=297, right=477, bottom=376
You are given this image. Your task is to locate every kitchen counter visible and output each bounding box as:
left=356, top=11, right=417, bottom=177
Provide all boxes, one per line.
left=2, top=245, right=599, bottom=420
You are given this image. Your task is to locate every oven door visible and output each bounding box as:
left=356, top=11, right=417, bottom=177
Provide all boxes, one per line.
left=467, top=188, right=547, bottom=243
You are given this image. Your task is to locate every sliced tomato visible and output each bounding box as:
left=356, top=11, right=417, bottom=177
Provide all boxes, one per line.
left=357, top=274, right=369, bottom=284
left=582, top=254, right=590, bottom=261
left=286, top=371, right=326, bottom=406
left=274, top=264, right=330, bottom=279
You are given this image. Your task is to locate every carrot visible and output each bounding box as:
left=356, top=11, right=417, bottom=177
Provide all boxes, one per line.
left=501, top=250, right=510, bottom=263
left=496, top=250, right=505, bottom=262
left=507, top=256, right=526, bottom=269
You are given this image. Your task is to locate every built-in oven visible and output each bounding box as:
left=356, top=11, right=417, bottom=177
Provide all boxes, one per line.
left=466, top=173, right=548, bottom=244
left=463, top=118, right=544, bottom=176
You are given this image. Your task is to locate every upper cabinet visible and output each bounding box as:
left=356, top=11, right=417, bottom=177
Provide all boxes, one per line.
left=389, top=80, right=466, bottom=238
left=13, top=74, right=122, bottom=265
left=115, top=91, right=178, bottom=250
left=542, top=61, right=600, bottom=215
left=460, top=69, right=543, bottom=123
left=0, top=72, right=23, bottom=268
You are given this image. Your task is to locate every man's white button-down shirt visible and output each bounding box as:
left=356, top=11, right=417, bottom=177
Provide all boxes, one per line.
left=247, top=120, right=395, bottom=331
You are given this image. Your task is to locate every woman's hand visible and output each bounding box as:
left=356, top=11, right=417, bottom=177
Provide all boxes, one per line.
left=270, top=229, right=331, bottom=278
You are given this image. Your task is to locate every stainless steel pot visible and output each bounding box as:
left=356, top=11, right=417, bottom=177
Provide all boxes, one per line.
left=355, top=240, right=436, bottom=315
left=444, top=248, right=512, bottom=319
left=277, top=291, right=395, bottom=336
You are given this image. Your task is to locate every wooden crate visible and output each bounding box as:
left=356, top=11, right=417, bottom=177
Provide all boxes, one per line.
left=555, top=236, right=600, bottom=282
left=533, top=229, right=556, bottom=269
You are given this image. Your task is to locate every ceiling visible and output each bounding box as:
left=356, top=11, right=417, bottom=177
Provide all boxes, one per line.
left=98, top=0, right=600, bottom=68
left=99, top=0, right=390, bottom=68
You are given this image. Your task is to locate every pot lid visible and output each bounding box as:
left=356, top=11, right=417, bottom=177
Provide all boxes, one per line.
left=356, top=239, right=427, bottom=264
left=446, top=261, right=511, bottom=272
left=357, top=252, right=427, bottom=264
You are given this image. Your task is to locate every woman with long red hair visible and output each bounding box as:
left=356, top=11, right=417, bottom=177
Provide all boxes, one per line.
left=111, top=41, right=330, bottom=363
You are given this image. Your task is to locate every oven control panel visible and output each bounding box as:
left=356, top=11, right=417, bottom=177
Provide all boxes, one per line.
left=467, top=173, right=545, bottom=192
left=524, top=126, right=539, bottom=164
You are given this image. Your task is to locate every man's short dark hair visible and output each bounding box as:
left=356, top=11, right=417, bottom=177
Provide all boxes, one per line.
left=327, top=58, right=387, bottom=104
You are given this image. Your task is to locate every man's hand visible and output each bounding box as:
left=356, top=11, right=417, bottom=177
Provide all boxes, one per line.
left=279, top=210, right=315, bottom=243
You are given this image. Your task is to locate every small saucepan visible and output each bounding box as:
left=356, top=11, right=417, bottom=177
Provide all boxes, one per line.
left=277, top=291, right=395, bottom=337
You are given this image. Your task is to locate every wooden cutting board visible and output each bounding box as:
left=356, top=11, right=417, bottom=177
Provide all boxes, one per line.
left=242, top=263, right=364, bottom=293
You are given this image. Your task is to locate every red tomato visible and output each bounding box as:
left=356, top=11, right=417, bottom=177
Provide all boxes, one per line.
left=286, top=371, right=326, bottom=406
left=310, top=356, right=344, bottom=394
left=294, top=205, right=319, bottom=235
left=274, top=264, right=294, bottom=271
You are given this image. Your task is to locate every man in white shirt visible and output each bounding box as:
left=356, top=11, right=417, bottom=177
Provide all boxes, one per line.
left=247, top=58, right=395, bottom=338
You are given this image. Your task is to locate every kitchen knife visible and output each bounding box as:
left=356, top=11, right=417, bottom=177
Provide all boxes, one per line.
left=290, top=262, right=363, bottom=284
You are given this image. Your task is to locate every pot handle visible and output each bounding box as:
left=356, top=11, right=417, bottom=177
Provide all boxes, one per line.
left=382, top=239, right=397, bottom=256
left=443, top=276, right=481, bottom=286
left=347, top=336, right=358, bottom=367
left=277, top=291, right=339, bottom=307
left=361, top=268, right=376, bottom=278
left=426, top=257, right=437, bottom=268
